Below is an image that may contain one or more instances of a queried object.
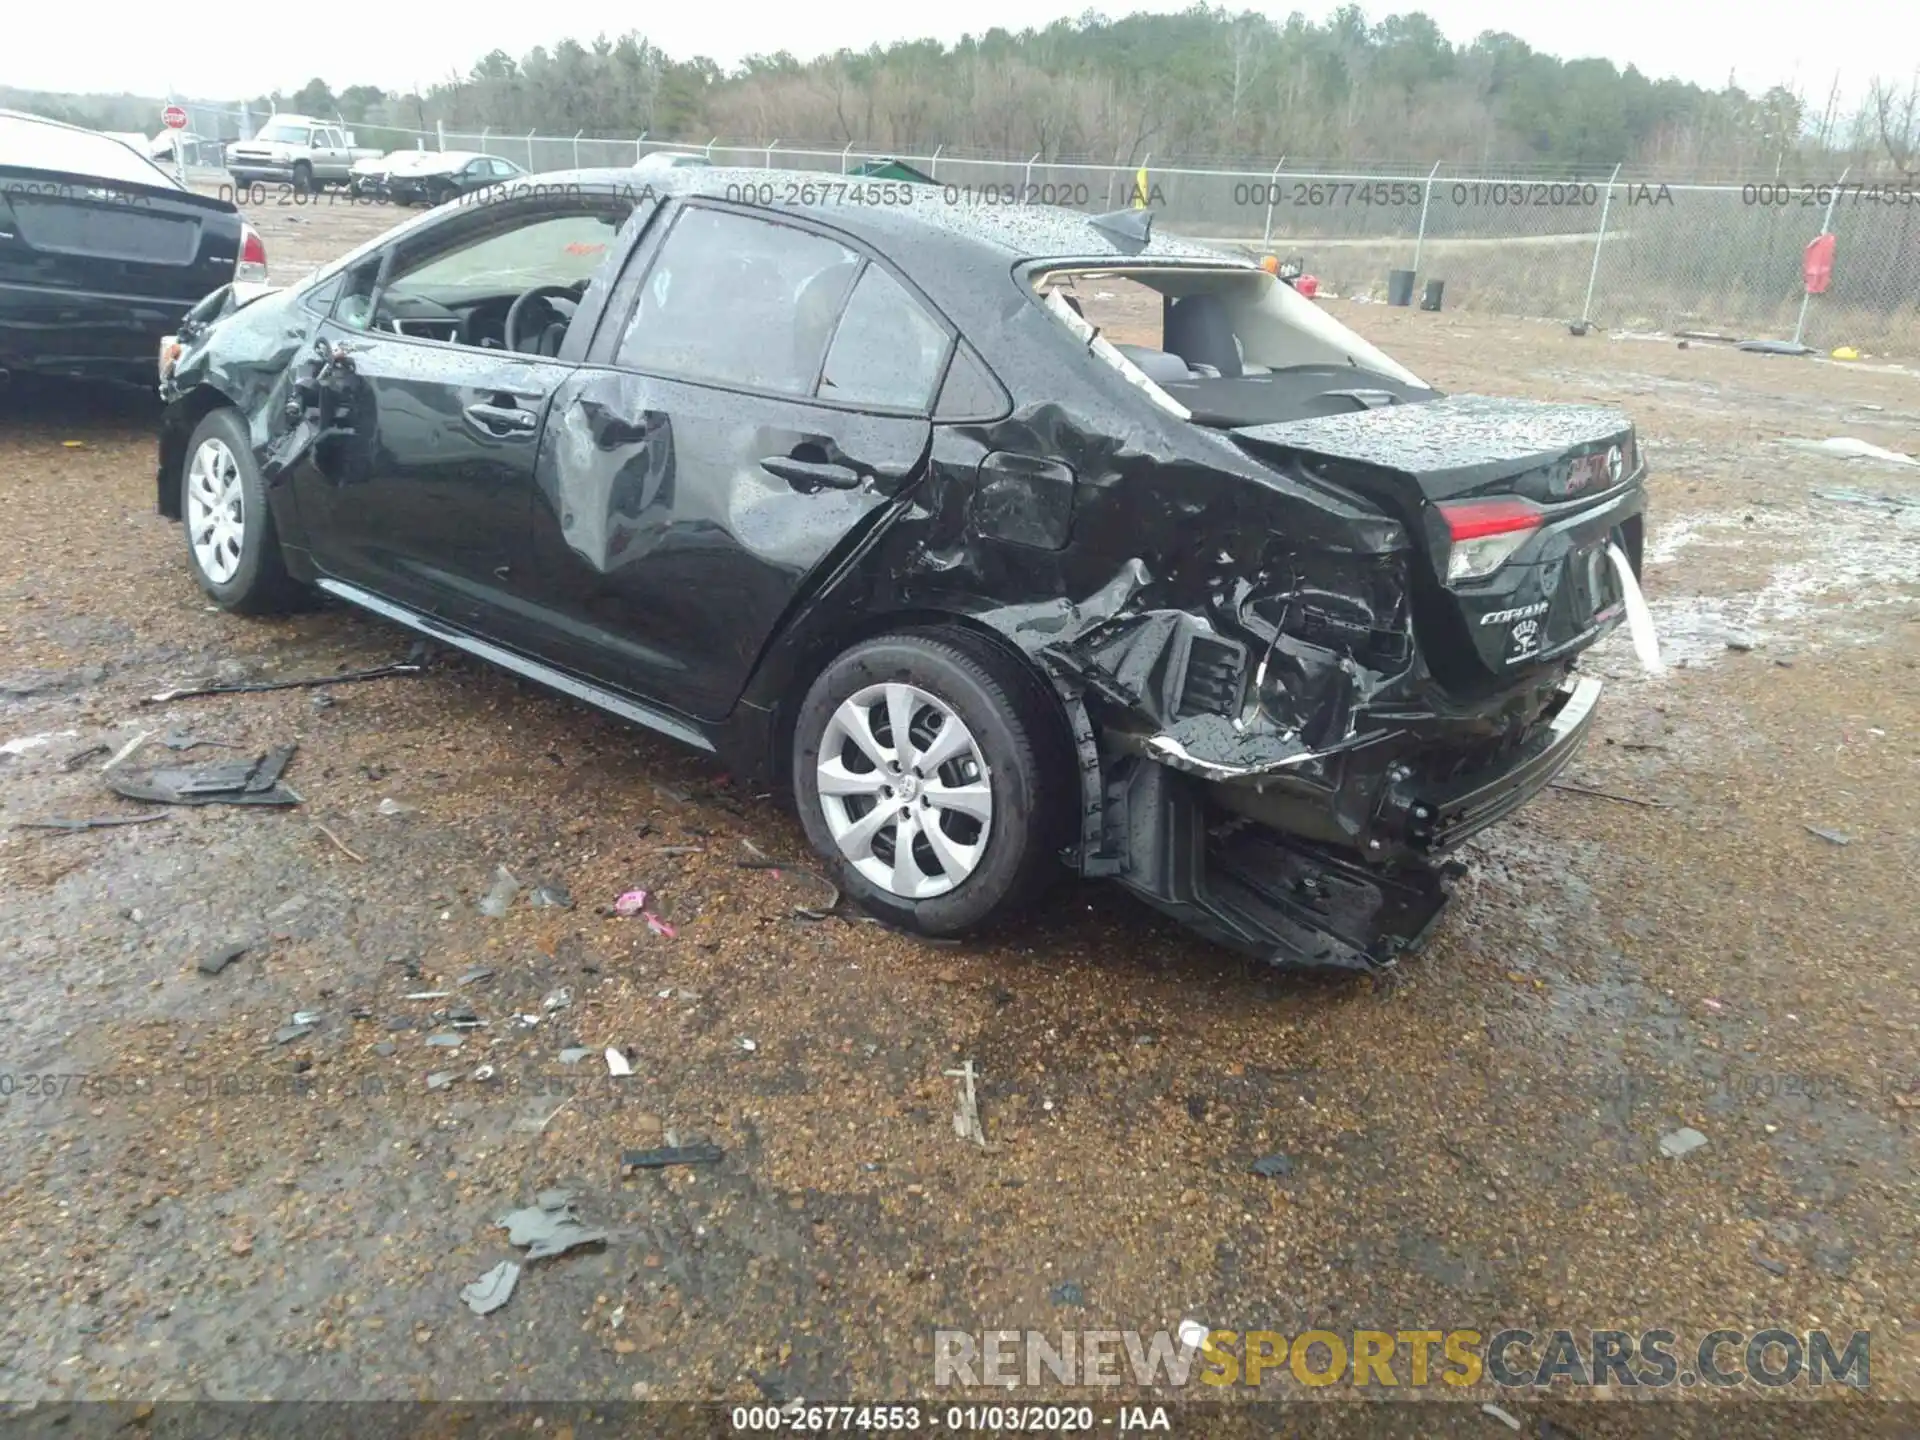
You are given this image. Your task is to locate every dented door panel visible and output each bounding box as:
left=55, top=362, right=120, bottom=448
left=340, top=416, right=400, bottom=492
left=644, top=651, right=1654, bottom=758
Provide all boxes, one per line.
left=523, top=367, right=932, bottom=716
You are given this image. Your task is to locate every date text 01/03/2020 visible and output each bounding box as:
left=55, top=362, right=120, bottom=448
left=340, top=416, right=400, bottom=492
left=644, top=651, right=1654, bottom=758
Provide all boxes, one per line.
left=727, top=1404, right=1171, bottom=1431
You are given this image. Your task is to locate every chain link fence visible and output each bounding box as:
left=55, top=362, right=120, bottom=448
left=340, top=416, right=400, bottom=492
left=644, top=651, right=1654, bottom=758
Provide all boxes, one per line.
left=165, top=104, right=1920, bottom=354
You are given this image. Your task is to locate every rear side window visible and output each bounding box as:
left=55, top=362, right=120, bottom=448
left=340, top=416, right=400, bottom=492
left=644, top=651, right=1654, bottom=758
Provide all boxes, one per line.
left=818, top=264, right=950, bottom=411
left=617, top=207, right=860, bottom=396
left=935, top=340, right=1011, bottom=421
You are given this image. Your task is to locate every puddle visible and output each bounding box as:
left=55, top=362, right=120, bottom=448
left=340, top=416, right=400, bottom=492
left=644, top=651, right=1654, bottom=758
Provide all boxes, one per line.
left=1616, top=503, right=1919, bottom=667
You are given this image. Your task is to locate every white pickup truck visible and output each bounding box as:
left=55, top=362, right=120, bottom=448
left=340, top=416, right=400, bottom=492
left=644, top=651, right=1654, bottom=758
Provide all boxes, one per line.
left=225, top=116, right=382, bottom=193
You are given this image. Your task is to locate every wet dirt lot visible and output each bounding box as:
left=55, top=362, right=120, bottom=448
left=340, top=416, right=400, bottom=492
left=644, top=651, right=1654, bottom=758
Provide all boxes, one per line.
left=1, top=191, right=1916, bottom=1429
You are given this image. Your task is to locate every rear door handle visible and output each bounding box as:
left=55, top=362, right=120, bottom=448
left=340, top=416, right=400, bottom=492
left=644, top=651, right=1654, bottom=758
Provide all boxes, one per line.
left=465, top=401, right=538, bottom=436
left=760, top=455, right=863, bottom=491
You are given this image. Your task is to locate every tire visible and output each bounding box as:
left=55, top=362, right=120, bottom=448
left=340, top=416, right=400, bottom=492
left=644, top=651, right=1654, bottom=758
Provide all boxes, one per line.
left=291, top=161, right=314, bottom=195
left=179, top=407, right=306, bottom=615
left=792, top=629, right=1071, bottom=937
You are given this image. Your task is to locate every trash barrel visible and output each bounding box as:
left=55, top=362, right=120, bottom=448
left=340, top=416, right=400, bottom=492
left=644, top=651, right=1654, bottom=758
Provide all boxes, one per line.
left=1421, top=279, right=1445, bottom=311
left=1387, top=269, right=1416, bottom=306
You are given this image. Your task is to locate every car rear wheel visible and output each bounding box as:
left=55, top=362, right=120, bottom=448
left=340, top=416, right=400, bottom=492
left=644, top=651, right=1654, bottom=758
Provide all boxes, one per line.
left=181, top=408, right=306, bottom=614
left=291, top=161, right=314, bottom=195
left=792, top=630, right=1070, bottom=936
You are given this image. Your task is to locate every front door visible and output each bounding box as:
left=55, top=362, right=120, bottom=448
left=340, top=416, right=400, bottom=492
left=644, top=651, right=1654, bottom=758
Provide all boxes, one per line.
left=300, top=325, right=571, bottom=634
left=287, top=196, right=637, bottom=638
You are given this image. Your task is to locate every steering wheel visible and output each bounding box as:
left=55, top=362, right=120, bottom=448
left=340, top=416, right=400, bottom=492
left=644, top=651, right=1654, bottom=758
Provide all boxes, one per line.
left=504, top=284, right=581, bottom=355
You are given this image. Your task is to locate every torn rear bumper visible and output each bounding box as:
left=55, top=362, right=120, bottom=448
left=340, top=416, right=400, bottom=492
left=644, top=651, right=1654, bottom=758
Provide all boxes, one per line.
left=1382, top=674, right=1600, bottom=852
left=1101, top=676, right=1601, bottom=970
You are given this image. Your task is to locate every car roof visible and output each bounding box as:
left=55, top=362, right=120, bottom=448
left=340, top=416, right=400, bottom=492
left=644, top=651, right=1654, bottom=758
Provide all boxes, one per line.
left=546, top=164, right=1247, bottom=269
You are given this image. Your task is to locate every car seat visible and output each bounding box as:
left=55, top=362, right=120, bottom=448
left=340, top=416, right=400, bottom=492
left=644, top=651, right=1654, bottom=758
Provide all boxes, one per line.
left=1164, top=293, right=1242, bottom=379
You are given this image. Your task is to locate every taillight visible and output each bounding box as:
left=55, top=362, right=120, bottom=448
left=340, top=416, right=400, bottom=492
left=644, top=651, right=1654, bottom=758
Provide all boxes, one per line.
left=1437, top=497, right=1543, bottom=582
left=237, top=224, right=268, bottom=283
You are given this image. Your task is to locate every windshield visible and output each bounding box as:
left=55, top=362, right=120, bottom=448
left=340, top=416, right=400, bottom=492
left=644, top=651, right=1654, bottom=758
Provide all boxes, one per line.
left=255, top=123, right=310, bottom=145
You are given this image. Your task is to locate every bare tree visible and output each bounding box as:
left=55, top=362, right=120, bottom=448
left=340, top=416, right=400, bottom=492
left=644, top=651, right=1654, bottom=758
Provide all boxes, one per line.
left=1868, top=70, right=1920, bottom=171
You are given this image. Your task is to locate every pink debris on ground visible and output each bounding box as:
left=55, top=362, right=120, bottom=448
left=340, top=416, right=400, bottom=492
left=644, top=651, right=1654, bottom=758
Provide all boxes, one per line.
left=614, top=888, right=648, bottom=916
left=644, top=912, right=676, bottom=938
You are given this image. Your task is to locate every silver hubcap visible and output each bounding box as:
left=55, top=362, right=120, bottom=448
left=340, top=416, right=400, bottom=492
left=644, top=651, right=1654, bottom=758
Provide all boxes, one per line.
left=816, top=681, right=993, bottom=899
left=186, top=438, right=245, bottom=584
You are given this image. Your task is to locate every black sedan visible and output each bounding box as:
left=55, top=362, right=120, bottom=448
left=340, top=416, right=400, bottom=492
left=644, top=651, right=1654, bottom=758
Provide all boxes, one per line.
left=1, top=109, right=265, bottom=385
left=378, top=151, right=527, bottom=207
left=154, top=168, right=1656, bottom=969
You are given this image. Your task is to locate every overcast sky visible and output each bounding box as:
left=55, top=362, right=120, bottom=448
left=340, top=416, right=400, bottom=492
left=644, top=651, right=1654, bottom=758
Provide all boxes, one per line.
left=7, top=0, right=1913, bottom=114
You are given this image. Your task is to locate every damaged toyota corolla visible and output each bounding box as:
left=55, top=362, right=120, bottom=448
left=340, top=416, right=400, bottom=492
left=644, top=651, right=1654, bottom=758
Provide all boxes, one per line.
left=155, top=168, right=1659, bottom=970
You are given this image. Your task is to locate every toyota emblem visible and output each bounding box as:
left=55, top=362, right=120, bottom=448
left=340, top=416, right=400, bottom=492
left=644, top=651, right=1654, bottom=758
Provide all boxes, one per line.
left=1606, top=444, right=1623, bottom=484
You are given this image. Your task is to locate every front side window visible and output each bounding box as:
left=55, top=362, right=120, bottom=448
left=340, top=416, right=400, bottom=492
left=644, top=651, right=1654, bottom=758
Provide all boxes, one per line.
left=818, top=264, right=950, bottom=410
left=616, top=206, right=859, bottom=396
left=392, top=210, right=625, bottom=299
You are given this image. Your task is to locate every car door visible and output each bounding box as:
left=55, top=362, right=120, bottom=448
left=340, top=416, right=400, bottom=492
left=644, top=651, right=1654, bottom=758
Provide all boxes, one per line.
left=519, top=202, right=948, bottom=720
left=287, top=195, right=638, bottom=639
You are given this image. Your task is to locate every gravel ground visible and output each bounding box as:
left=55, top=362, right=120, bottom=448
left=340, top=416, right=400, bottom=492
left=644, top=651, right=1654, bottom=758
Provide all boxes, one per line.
left=0, top=202, right=1915, bottom=1427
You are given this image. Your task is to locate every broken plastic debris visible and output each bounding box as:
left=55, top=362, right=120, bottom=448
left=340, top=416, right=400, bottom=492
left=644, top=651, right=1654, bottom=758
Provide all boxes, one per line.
left=107, top=744, right=301, bottom=807
left=271, top=1024, right=314, bottom=1046
left=558, top=1047, right=592, bottom=1065
left=159, top=728, right=238, bottom=752
left=198, top=942, right=250, bottom=976
left=425, top=1033, right=463, bottom=1048
left=530, top=884, right=573, bottom=909
left=472, top=1064, right=496, bottom=1081
left=944, top=1059, right=985, bottom=1146
left=605, top=1048, right=633, bottom=1077
left=644, top=912, right=677, bottom=938
left=613, top=888, right=649, bottom=916
left=496, top=1197, right=607, bottom=1260
left=291, top=1010, right=321, bottom=1026
left=1249, top=1153, right=1295, bottom=1178
left=1659, top=1126, right=1708, bottom=1158
left=737, top=1037, right=757, bottom=1052
left=403, top=991, right=451, bottom=1001
left=143, top=658, right=424, bottom=705
left=377, top=798, right=414, bottom=816
left=1804, top=825, right=1851, bottom=846
left=620, top=1143, right=723, bottom=1169
left=460, top=1260, right=519, bottom=1316
left=1480, top=1403, right=1522, bottom=1432
left=426, top=1071, right=456, bottom=1091
left=543, top=988, right=572, bottom=1012
left=15, top=814, right=167, bottom=833
left=458, top=967, right=495, bottom=986
left=1605, top=542, right=1663, bottom=675
left=478, top=866, right=521, bottom=917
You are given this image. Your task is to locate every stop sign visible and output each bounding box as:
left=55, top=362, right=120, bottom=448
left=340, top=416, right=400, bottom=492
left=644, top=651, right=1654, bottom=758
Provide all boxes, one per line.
left=162, top=104, right=189, bottom=130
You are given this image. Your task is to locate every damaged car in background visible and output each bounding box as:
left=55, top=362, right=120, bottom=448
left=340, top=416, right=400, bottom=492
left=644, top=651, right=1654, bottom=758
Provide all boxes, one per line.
left=153, top=168, right=1658, bottom=970
left=2, top=108, right=266, bottom=386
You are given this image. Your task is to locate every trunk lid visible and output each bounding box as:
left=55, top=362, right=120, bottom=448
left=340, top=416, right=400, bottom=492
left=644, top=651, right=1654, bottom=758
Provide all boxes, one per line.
left=0, top=164, right=243, bottom=308
left=1231, top=393, right=1647, bottom=695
